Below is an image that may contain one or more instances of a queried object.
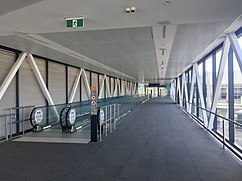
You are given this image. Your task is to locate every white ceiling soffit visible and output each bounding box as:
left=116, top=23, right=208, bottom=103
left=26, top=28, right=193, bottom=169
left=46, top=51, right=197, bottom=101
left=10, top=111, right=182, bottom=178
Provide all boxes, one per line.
left=38, top=27, right=156, bottom=81
left=152, top=25, right=177, bottom=83
left=166, top=20, right=237, bottom=79
left=0, top=0, right=241, bottom=35
left=0, top=0, right=241, bottom=83
left=0, top=35, right=129, bottom=79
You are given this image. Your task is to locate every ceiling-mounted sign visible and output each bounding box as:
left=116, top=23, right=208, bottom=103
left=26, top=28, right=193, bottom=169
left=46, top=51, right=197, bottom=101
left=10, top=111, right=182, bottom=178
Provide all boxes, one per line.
left=66, top=17, right=84, bottom=28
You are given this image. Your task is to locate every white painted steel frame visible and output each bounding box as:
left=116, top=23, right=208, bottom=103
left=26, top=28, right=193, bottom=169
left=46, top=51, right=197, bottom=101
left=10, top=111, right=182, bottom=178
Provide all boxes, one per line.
left=208, top=36, right=230, bottom=129
left=82, top=69, right=91, bottom=99
left=68, top=69, right=82, bottom=103
left=0, top=52, right=27, bottom=101
left=229, top=33, right=242, bottom=73
left=195, top=63, right=208, bottom=127
left=188, top=66, right=196, bottom=114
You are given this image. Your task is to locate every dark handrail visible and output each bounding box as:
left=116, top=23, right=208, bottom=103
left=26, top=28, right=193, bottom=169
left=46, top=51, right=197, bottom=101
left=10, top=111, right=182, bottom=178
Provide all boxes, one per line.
left=177, top=97, right=242, bottom=127
left=0, top=113, right=15, bottom=119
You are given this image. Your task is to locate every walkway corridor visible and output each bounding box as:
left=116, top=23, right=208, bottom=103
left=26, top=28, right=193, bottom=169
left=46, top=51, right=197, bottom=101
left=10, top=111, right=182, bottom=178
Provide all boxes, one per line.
left=0, top=98, right=242, bottom=181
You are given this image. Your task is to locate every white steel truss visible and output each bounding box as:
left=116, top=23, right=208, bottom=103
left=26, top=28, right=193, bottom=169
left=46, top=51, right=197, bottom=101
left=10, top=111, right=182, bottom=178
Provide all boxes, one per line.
left=0, top=52, right=27, bottom=101
left=28, top=54, right=59, bottom=119
left=188, top=65, right=196, bottom=114
left=208, top=36, right=230, bottom=129
left=182, top=73, right=189, bottom=111
left=113, top=78, right=118, bottom=97
left=176, top=77, right=182, bottom=106
left=82, top=69, right=91, bottom=99
left=195, top=63, right=208, bottom=127
left=105, top=76, right=111, bottom=98
left=68, top=69, right=82, bottom=103
left=229, top=33, right=242, bottom=73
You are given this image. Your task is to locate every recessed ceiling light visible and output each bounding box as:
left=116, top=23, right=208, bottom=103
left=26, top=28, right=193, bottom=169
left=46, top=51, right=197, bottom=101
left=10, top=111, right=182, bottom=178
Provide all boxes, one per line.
left=163, top=0, right=171, bottom=6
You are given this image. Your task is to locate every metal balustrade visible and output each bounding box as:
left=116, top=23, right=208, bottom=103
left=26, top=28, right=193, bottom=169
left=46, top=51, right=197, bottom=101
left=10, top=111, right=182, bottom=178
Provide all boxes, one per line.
left=177, top=97, right=242, bottom=159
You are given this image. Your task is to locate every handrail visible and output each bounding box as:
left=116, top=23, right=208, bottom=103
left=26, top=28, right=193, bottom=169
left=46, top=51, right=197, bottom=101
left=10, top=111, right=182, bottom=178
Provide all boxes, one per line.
left=0, top=113, right=15, bottom=141
left=8, top=105, right=35, bottom=110
left=177, top=97, right=242, bottom=127
left=0, top=113, right=15, bottom=119
left=176, top=96, right=242, bottom=159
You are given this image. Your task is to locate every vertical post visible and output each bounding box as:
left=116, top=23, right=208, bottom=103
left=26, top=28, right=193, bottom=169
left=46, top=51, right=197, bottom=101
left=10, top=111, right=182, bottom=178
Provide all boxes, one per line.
left=110, top=105, right=112, bottom=133
left=5, top=117, right=8, bottom=141
left=10, top=108, right=12, bottom=139
left=196, top=82, right=199, bottom=117
left=15, top=54, right=20, bottom=135
left=97, top=74, right=100, bottom=98
left=223, top=119, right=225, bottom=149
left=65, top=65, right=68, bottom=104
left=22, top=108, right=25, bottom=135
left=90, top=86, right=97, bottom=142
left=228, top=47, right=234, bottom=143
left=46, top=59, right=49, bottom=124
left=105, top=106, right=108, bottom=136
left=114, top=104, right=116, bottom=130
left=212, top=53, right=217, bottom=131
left=203, top=61, right=206, bottom=108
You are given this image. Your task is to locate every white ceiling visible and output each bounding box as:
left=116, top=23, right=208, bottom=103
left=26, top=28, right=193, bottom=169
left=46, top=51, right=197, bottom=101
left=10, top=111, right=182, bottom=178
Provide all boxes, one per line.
left=0, top=0, right=241, bottom=83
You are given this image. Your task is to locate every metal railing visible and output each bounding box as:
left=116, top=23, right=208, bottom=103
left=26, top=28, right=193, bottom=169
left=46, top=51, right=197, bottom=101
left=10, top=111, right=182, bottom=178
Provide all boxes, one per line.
left=8, top=105, right=35, bottom=138
left=176, top=97, right=242, bottom=158
left=60, top=104, right=91, bottom=132
left=99, top=104, right=120, bottom=141
left=0, top=113, right=15, bottom=141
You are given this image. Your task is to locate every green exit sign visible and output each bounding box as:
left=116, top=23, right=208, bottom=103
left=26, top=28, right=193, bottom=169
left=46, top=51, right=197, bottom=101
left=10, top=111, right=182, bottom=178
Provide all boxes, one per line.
left=66, top=17, right=84, bottom=28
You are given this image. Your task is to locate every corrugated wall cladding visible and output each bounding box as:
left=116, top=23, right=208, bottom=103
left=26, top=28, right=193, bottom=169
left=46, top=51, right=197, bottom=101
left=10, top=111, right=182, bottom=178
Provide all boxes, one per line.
left=19, top=57, right=46, bottom=107
left=68, top=67, right=80, bottom=102
left=0, top=49, right=16, bottom=138
left=99, top=74, right=104, bottom=99
left=48, top=62, right=66, bottom=104
left=91, top=72, right=98, bottom=87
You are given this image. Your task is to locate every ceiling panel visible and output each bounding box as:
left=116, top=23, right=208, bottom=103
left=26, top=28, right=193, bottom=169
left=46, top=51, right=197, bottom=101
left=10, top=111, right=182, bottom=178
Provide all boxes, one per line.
left=0, top=0, right=43, bottom=16
left=0, top=0, right=241, bottom=83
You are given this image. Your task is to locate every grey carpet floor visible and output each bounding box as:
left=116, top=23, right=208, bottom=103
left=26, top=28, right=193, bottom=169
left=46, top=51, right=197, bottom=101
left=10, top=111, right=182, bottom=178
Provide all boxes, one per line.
left=0, top=97, right=242, bottom=181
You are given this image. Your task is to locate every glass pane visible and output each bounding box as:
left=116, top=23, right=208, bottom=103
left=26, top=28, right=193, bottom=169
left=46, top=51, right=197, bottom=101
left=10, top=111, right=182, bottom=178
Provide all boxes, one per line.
left=234, top=36, right=242, bottom=149
left=198, top=63, right=203, bottom=121
left=205, top=56, right=213, bottom=109
left=216, top=50, right=222, bottom=76
left=216, top=51, right=229, bottom=139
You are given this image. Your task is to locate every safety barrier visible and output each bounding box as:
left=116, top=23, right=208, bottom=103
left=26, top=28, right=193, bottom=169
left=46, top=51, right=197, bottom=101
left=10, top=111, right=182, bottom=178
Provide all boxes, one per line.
left=8, top=105, right=35, bottom=138
left=99, top=104, right=120, bottom=141
left=0, top=113, right=15, bottom=141
left=177, top=97, right=242, bottom=159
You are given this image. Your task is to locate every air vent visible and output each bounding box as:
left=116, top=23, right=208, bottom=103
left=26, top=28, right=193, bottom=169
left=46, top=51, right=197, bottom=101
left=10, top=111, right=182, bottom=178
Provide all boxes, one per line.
left=162, top=26, right=166, bottom=38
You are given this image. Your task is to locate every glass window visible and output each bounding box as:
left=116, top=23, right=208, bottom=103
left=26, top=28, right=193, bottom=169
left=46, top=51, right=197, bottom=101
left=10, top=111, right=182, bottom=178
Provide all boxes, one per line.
left=234, top=36, right=242, bottom=149
left=205, top=56, right=213, bottom=109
